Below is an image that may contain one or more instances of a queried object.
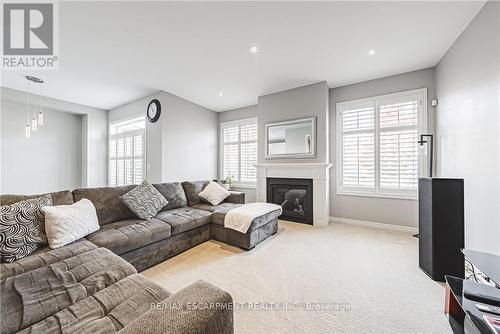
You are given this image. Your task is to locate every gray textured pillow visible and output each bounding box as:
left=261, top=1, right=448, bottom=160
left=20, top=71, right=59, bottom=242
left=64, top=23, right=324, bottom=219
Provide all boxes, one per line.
left=0, top=195, right=52, bottom=263
left=121, top=180, right=169, bottom=220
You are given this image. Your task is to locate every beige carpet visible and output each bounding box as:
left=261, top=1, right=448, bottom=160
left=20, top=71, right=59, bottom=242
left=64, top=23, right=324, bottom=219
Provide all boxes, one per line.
left=143, top=221, right=452, bottom=334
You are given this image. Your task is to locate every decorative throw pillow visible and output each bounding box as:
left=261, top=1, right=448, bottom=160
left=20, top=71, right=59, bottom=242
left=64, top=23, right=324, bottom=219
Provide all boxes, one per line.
left=42, top=198, right=100, bottom=249
left=121, top=180, right=169, bottom=220
left=0, top=195, right=52, bottom=263
left=198, top=181, right=231, bottom=206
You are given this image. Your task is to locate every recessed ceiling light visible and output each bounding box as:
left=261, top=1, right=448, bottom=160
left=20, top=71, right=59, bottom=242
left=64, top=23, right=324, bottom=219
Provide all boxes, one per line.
left=218, top=92, right=223, bottom=97
left=368, top=49, right=376, bottom=55
left=249, top=46, right=259, bottom=54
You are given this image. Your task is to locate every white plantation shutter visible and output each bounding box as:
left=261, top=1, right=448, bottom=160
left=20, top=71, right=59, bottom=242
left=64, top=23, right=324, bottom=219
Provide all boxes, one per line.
left=379, top=100, right=419, bottom=190
left=342, top=133, right=375, bottom=188
left=337, top=89, right=426, bottom=198
left=223, top=142, right=239, bottom=179
left=109, top=117, right=146, bottom=186
left=240, top=142, right=257, bottom=182
left=379, top=130, right=418, bottom=188
left=221, top=118, right=258, bottom=184
left=341, top=106, right=375, bottom=189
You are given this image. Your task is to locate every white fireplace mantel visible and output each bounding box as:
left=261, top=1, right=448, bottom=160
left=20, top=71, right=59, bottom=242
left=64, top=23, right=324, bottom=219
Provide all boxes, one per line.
left=254, top=163, right=333, bottom=227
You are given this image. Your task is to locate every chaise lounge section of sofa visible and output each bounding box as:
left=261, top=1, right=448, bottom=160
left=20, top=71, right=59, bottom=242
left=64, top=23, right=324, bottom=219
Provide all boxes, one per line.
left=0, top=238, right=233, bottom=334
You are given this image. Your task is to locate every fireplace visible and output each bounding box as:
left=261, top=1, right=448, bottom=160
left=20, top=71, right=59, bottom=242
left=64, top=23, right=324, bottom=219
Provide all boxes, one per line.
left=266, top=178, right=313, bottom=225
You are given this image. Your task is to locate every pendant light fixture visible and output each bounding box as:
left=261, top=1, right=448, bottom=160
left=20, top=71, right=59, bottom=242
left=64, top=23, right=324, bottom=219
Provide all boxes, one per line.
left=25, top=76, right=44, bottom=139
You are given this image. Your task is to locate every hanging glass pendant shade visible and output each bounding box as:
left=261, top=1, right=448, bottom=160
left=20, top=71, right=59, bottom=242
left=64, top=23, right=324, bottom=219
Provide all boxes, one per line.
left=38, top=109, right=44, bottom=125
left=25, top=123, right=31, bottom=139
left=24, top=76, right=45, bottom=139
left=31, top=114, right=38, bottom=131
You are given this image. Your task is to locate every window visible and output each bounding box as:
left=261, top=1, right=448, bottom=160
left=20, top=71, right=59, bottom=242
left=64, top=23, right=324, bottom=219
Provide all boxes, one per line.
left=109, top=117, right=146, bottom=186
left=220, top=118, right=258, bottom=186
left=336, top=89, right=427, bottom=199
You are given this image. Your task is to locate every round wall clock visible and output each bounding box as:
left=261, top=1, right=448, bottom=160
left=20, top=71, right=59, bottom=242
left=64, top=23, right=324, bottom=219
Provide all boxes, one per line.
left=147, top=99, right=161, bottom=123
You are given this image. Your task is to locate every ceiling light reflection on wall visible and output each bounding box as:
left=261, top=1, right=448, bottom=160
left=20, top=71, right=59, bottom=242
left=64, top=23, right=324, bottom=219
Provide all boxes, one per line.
left=249, top=46, right=259, bottom=54
left=218, top=92, right=223, bottom=97
left=368, top=49, right=376, bottom=55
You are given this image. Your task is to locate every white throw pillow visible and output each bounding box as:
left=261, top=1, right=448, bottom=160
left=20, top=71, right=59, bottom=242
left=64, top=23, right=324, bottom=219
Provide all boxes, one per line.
left=198, top=181, right=231, bottom=206
left=42, top=198, right=100, bottom=249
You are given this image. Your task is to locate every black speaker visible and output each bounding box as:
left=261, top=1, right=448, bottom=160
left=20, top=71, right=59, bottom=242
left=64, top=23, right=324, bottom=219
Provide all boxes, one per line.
left=418, top=178, right=465, bottom=282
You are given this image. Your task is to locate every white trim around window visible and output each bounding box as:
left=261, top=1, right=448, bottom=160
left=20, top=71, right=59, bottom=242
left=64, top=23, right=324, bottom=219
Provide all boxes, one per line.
left=336, top=88, right=427, bottom=200
left=219, top=117, right=258, bottom=188
left=108, top=116, right=146, bottom=186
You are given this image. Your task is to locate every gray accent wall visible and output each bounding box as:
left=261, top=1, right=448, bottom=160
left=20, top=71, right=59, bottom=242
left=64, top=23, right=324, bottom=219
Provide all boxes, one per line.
left=329, top=68, right=436, bottom=228
left=435, top=1, right=500, bottom=255
left=109, top=90, right=218, bottom=183
left=1, top=87, right=108, bottom=194
left=257, top=81, right=329, bottom=164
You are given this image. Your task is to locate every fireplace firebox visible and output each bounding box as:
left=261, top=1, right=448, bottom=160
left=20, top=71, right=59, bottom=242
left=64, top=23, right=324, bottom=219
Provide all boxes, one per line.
left=266, top=178, right=313, bottom=225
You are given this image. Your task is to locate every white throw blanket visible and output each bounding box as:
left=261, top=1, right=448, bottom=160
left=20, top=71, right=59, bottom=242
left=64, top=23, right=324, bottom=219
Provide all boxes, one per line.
left=224, top=202, right=282, bottom=234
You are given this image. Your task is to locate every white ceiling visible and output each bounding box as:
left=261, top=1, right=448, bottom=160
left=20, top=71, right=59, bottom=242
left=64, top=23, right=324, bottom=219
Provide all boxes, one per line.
left=1, top=1, right=485, bottom=112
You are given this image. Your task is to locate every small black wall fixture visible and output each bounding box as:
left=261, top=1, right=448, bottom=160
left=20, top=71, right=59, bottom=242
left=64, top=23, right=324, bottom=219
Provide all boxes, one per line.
left=417, top=134, right=434, bottom=177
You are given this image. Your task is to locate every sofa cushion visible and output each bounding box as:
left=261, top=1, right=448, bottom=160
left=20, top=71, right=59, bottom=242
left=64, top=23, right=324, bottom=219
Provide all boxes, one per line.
left=155, top=208, right=212, bottom=235
left=121, top=180, right=169, bottom=220
left=118, top=280, right=233, bottom=334
left=72, top=185, right=136, bottom=225
left=192, top=202, right=243, bottom=213
left=0, top=195, right=52, bottom=263
left=16, top=274, right=170, bottom=334
left=211, top=205, right=282, bottom=231
left=43, top=198, right=100, bottom=249
left=181, top=181, right=209, bottom=206
left=153, top=182, right=188, bottom=211
left=198, top=181, right=231, bottom=205
left=0, top=247, right=136, bottom=334
left=86, top=218, right=171, bottom=255
left=0, top=239, right=98, bottom=281
left=0, top=190, right=74, bottom=206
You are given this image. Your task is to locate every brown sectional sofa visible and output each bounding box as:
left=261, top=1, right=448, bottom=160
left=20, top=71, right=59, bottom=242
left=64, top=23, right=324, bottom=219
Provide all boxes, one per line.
left=0, top=180, right=281, bottom=334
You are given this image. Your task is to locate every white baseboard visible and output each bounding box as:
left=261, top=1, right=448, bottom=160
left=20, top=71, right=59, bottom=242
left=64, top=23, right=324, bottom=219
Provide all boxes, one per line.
left=329, top=216, right=418, bottom=234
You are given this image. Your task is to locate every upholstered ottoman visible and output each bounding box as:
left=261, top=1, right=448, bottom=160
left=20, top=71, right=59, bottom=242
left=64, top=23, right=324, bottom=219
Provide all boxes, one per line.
left=210, top=206, right=281, bottom=250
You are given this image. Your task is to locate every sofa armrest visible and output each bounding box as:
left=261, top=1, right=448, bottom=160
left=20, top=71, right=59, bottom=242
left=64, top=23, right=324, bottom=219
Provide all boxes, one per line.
left=118, top=280, right=233, bottom=334
left=225, top=191, right=245, bottom=204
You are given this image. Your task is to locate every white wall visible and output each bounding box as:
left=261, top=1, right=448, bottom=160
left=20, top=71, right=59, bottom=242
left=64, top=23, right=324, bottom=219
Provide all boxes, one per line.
left=109, top=90, right=218, bottom=183
left=1, top=101, right=83, bottom=194
left=435, top=1, right=500, bottom=255
left=329, top=68, right=436, bottom=228
left=1, top=87, right=108, bottom=193
left=218, top=105, right=258, bottom=124
left=161, top=91, right=218, bottom=182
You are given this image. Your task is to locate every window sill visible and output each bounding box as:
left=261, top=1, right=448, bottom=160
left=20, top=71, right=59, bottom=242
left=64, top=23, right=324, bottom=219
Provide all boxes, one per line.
left=336, top=191, right=417, bottom=201
left=231, top=184, right=256, bottom=190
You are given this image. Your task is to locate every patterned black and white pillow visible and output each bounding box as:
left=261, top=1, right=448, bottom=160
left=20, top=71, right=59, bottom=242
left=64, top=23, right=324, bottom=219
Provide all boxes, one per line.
left=121, top=180, right=169, bottom=220
left=0, top=194, right=52, bottom=263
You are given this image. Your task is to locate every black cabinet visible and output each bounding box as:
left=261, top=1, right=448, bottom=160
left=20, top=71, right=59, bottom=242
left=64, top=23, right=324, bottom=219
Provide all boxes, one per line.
left=419, top=178, right=465, bottom=282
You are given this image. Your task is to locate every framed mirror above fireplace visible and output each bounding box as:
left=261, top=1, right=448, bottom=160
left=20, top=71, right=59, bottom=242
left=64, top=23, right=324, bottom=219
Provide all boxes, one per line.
left=265, top=117, right=316, bottom=159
